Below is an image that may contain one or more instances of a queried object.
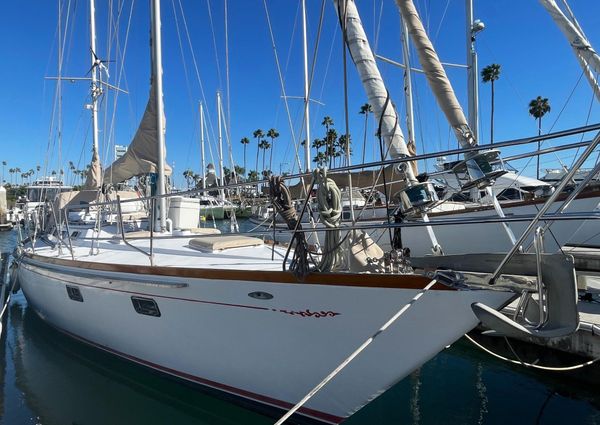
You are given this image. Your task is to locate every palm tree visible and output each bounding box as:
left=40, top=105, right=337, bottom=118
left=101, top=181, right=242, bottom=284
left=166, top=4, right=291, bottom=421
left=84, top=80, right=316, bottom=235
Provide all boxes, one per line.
left=359, top=103, right=372, bottom=163
left=528, top=96, right=551, bottom=179
left=1, top=161, right=6, bottom=184
left=338, top=134, right=351, bottom=167
left=234, top=165, right=246, bottom=178
left=320, top=117, right=337, bottom=167
left=8, top=168, right=14, bottom=185
left=266, top=128, right=279, bottom=174
left=247, top=170, right=259, bottom=182
left=36, top=165, right=41, bottom=181
left=325, top=128, right=338, bottom=167
left=253, top=129, right=264, bottom=176
left=259, top=140, right=271, bottom=175
left=481, top=64, right=501, bottom=144
left=321, top=116, right=333, bottom=132
left=15, top=167, right=21, bottom=186
left=240, top=137, right=250, bottom=176
left=193, top=174, right=201, bottom=188
left=183, top=169, right=193, bottom=189
left=68, top=161, right=75, bottom=182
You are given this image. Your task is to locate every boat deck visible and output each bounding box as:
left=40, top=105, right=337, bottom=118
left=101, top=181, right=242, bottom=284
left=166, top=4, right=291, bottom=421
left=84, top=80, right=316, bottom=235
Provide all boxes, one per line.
left=31, top=227, right=289, bottom=272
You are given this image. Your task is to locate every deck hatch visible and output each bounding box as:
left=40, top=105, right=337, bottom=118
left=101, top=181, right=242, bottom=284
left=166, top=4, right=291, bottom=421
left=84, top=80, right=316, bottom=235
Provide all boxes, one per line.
left=131, top=297, right=161, bottom=317
left=66, top=285, right=84, bottom=302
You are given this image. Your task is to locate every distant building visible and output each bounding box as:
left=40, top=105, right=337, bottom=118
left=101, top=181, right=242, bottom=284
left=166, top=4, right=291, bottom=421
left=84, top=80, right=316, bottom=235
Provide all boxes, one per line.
left=115, top=145, right=127, bottom=161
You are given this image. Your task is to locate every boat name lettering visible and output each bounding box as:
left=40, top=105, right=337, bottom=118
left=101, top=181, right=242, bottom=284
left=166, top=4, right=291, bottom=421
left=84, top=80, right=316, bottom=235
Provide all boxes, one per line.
left=277, top=309, right=340, bottom=318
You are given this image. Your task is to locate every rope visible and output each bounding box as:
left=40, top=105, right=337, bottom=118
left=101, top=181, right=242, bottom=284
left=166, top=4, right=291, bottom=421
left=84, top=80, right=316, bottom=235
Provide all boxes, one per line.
left=464, top=333, right=600, bottom=371
left=268, top=175, right=311, bottom=279
left=274, top=278, right=438, bottom=425
left=314, top=168, right=343, bottom=272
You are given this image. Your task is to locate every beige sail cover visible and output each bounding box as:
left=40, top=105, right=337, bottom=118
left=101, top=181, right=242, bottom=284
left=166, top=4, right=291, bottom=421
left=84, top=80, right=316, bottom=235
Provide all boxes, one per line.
left=84, top=148, right=102, bottom=189
left=333, top=0, right=418, bottom=181
left=540, top=0, right=600, bottom=101
left=103, top=81, right=171, bottom=184
left=396, top=0, right=476, bottom=150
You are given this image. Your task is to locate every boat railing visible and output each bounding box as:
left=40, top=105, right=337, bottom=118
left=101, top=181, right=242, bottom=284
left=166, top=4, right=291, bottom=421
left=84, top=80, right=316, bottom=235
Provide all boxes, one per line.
left=489, top=128, right=600, bottom=282
left=71, top=122, right=600, bottom=211
left=55, top=123, right=600, bottom=266
left=115, top=194, right=154, bottom=266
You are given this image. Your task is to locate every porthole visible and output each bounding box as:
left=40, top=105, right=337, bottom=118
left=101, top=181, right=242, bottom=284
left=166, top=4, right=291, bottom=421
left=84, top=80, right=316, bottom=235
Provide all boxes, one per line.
left=131, top=296, right=161, bottom=317
left=66, top=285, right=84, bottom=302
left=248, top=291, right=273, bottom=300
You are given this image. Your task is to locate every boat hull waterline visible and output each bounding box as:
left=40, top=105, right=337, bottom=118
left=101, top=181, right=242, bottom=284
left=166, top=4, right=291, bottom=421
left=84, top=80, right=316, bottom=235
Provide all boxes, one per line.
left=18, top=255, right=513, bottom=423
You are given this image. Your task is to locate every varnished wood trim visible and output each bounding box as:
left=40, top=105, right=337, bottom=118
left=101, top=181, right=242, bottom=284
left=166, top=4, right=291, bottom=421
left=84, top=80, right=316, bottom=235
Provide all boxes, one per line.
left=23, top=253, right=451, bottom=290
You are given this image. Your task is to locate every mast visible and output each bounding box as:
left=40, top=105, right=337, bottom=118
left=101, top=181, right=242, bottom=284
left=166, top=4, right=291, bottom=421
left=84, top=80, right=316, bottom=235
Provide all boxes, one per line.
left=465, top=0, right=481, bottom=142
left=217, top=91, right=225, bottom=200
left=151, top=0, right=167, bottom=231
left=89, top=0, right=100, bottom=166
left=301, top=0, right=312, bottom=172
left=400, top=16, right=416, bottom=158
left=200, top=102, right=206, bottom=190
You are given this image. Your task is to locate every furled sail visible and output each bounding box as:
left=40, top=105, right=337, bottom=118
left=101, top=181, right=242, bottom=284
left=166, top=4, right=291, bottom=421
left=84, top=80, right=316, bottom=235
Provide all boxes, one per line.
left=83, top=148, right=102, bottom=189
left=103, top=81, right=171, bottom=184
left=540, top=0, right=600, bottom=101
left=395, top=0, right=477, bottom=150
left=333, top=0, right=418, bottom=182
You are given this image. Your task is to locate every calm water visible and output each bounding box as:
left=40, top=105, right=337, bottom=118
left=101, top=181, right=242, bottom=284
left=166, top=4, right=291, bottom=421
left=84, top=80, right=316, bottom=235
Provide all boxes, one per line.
left=1, top=228, right=600, bottom=425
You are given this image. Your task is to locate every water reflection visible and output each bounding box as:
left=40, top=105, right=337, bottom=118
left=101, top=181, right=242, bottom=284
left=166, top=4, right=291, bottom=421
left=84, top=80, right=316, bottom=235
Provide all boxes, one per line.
left=6, top=296, right=271, bottom=425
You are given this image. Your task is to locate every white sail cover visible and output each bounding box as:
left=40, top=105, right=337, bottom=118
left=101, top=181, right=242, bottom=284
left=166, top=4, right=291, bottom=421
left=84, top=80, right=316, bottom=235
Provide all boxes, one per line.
left=103, top=81, right=171, bottom=184
left=540, top=0, right=600, bottom=101
left=84, top=148, right=102, bottom=189
left=333, top=0, right=417, bottom=182
left=395, top=0, right=476, bottom=150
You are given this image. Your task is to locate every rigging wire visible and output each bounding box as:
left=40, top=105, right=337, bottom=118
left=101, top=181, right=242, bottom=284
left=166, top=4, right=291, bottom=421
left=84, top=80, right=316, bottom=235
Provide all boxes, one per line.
left=224, top=0, right=232, bottom=166
left=283, top=0, right=327, bottom=173
left=432, top=0, right=451, bottom=42
left=568, top=71, right=598, bottom=170
left=262, top=0, right=303, bottom=174
left=170, top=0, right=201, bottom=172
left=103, top=0, right=135, bottom=183
left=205, top=0, right=223, bottom=90
left=176, top=0, right=219, bottom=148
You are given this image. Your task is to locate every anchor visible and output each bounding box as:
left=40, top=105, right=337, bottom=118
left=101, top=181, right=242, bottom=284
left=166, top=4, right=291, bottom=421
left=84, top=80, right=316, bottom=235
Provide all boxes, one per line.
left=472, top=228, right=579, bottom=339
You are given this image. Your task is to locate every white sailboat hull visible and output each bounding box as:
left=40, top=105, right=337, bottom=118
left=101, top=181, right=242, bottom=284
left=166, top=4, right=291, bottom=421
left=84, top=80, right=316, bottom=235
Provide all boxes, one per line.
left=391, top=195, right=600, bottom=255
left=259, top=196, right=600, bottom=257
left=18, top=255, right=512, bottom=423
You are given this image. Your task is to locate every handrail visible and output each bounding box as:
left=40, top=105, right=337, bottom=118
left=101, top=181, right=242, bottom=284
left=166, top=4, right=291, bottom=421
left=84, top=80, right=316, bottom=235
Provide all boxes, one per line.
left=490, top=130, right=600, bottom=283
left=116, top=195, right=153, bottom=266
left=73, top=122, right=600, bottom=209
left=60, top=211, right=600, bottom=243
left=524, top=155, right=600, bottom=252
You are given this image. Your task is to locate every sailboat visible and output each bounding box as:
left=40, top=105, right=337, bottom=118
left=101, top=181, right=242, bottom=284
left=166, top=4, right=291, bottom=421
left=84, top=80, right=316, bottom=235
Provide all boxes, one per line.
left=11, top=0, right=583, bottom=423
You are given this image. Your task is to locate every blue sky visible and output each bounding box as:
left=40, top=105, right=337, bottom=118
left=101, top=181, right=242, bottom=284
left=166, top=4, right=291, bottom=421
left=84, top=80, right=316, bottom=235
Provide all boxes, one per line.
left=1, top=0, right=599, bottom=188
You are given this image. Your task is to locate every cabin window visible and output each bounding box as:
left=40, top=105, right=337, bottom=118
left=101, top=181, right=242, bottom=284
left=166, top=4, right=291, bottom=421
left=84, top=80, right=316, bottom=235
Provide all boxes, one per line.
left=497, top=188, right=522, bottom=201
left=70, top=231, right=80, bottom=238
left=131, top=297, right=161, bottom=317
left=66, top=285, right=84, bottom=302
